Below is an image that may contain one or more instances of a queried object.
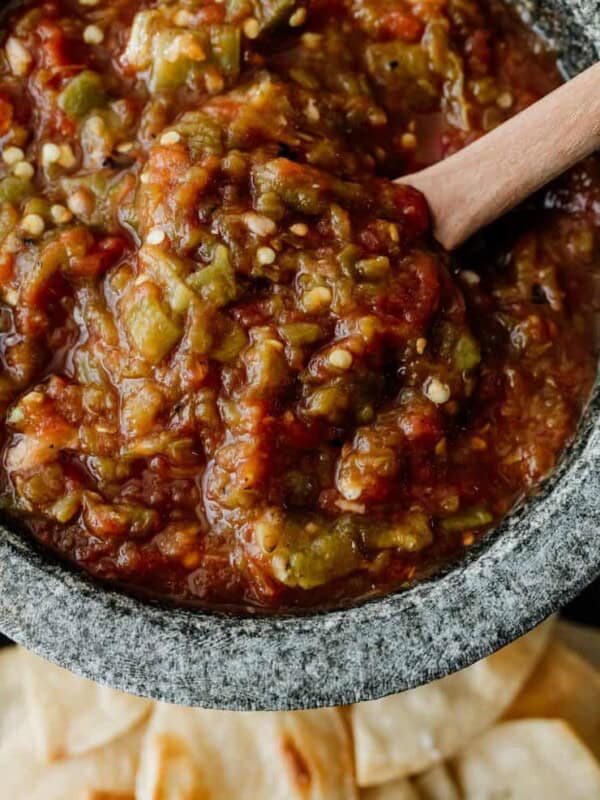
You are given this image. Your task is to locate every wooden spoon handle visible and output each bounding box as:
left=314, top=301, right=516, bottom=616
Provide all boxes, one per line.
left=400, top=61, right=600, bottom=250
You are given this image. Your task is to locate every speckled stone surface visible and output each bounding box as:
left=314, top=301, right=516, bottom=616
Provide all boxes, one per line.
left=1, top=0, right=600, bottom=711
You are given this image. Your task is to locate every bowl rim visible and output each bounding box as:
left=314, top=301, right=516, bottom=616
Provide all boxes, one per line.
left=1, top=0, right=600, bottom=711
left=1, top=375, right=599, bottom=710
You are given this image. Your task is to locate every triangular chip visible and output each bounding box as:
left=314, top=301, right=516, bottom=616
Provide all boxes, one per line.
left=360, top=765, right=460, bottom=800
left=505, top=640, right=600, bottom=758
left=360, top=779, right=419, bottom=799
left=452, top=718, right=600, bottom=798
left=351, top=620, right=553, bottom=785
left=0, top=646, right=144, bottom=798
left=0, top=718, right=144, bottom=800
left=0, top=646, right=26, bottom=744
left=81, top=794, right=134, bottom=800
left=136, top=703, right=357, bottom=799
left=413, top=764, right=460, bottom=799
left=22, top=648, right=151, bottom=761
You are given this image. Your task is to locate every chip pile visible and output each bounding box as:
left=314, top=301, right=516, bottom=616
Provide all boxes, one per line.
left=3, top=618, right=600, bottom=797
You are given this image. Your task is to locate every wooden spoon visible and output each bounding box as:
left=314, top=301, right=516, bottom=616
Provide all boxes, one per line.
left=400, top=62, right=600, bottom=250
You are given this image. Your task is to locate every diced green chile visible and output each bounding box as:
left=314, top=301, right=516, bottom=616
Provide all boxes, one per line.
left=210, top=321, right=247, bottom=362
left=210, top=25, right=241, bottom=77
left=253, top=0, right=301, bottom=31
left=150, top=30, right=209, bottom=92
left=262, top=511, right=432, bottom=589
left=188, top=245, right=238, bottom=308
left=0, top=176, right=32, bottom=204
left=140, top=246, right=195, bottom=314
left=454, top=334, right=481, bottom=371
left=125, top=292, right=182, bottom=364
left=175, top=111, right=223, bottom=159
left=361, top=512, right=433, bottom=551
left=58, top=71, right=107, bottom=119
left=253, top=160, right=328, bottom=214
left=266, top=514, right=363, bottom=589
left=60, top=170, right=126, bottom=230
left=280, top=323, right=324, bottom=346
left=365, top=42, right=438, bottom=109
left=440, top=507, right=493, bottom=533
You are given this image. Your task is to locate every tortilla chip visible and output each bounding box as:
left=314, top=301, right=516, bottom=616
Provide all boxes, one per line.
left=360, top=765, right=460, bottom=800
left=556, top=620, right=600, bottom=670
left=0, top=719, right=145, bottom=800
left=0, top=646, right=26, bottom=743
left=136, top=703, right=357, bottom=799
left=351, top=620, right=553, bottom=786
left=360, top=779, right=419, bottom=799
left=22, top=648, right=151, bottom=761
left=0, top=645, right=144, bottom=800
left=82, top=794, right=134, bottom=800
left=452, top=719, right=600, bottom=798
left=413, top=764, right=460, bottom=800
left=505, top=640, right=600, bottom=758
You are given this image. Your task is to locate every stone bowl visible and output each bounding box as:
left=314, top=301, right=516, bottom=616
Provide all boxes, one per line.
left=1, top=0, right=600, bottom=711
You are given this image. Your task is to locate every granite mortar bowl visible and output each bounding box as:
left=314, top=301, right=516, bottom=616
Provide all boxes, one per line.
left=1, top=0, right=600, bottom=711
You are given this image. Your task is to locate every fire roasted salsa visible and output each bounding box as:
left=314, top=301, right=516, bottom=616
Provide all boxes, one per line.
left=0, top=0, right=598, bottom=609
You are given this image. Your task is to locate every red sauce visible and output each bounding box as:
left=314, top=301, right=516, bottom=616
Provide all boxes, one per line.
left=0, top=0, right=597, bottom=610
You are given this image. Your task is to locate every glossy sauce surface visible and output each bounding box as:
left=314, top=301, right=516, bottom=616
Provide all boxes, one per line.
left=0, top=0, right=598, bottom=609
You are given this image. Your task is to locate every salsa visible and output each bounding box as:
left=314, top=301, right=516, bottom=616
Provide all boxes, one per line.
left=0, top=0, right=598, bottom=610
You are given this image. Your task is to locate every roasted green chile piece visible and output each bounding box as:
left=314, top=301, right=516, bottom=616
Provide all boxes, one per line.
left=279, top=322, right=324, bottom=346
left=365, top=42, right=438, bottom=110
left=210, top=320, right=247, bottom=361
left=303, top=371, right=385, bottom=426
left=60, top=170, right=126, bottom=230
left=0, top=202, right=19, bottom=240
left=244, top=329, right=289, bottom=395
left=188, top=244, right=238, bottom=308
left=123, top=9, right=161, bottom=69
left=258, top=510, right=432, bottom=589
left=140, top=246, right=195, bottom=314
left=124, top=288, right=182, bottom=364
left=0, top=175, right=33, bottom=203
left=150, top=29, right=209, bottom=92
left=0, top=176, right=32, bottom=204
left=356, top=255, right=391, bottom=281
left=58, top=71, right=107, bottom=119
left=253, top=159, right=327, bottom=214
left=252, top=0, right=302, bottom=31
left=362, top=511, right=433, bottom=550
left=210, top=25, right=241, bottom=77
left=440, top=507, right=493, bottom=533
left=262, top=513, right=363, bottom=589
left=454, top=333, right=481, bottom=372
left=174, top=111, right=223, bottom=159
